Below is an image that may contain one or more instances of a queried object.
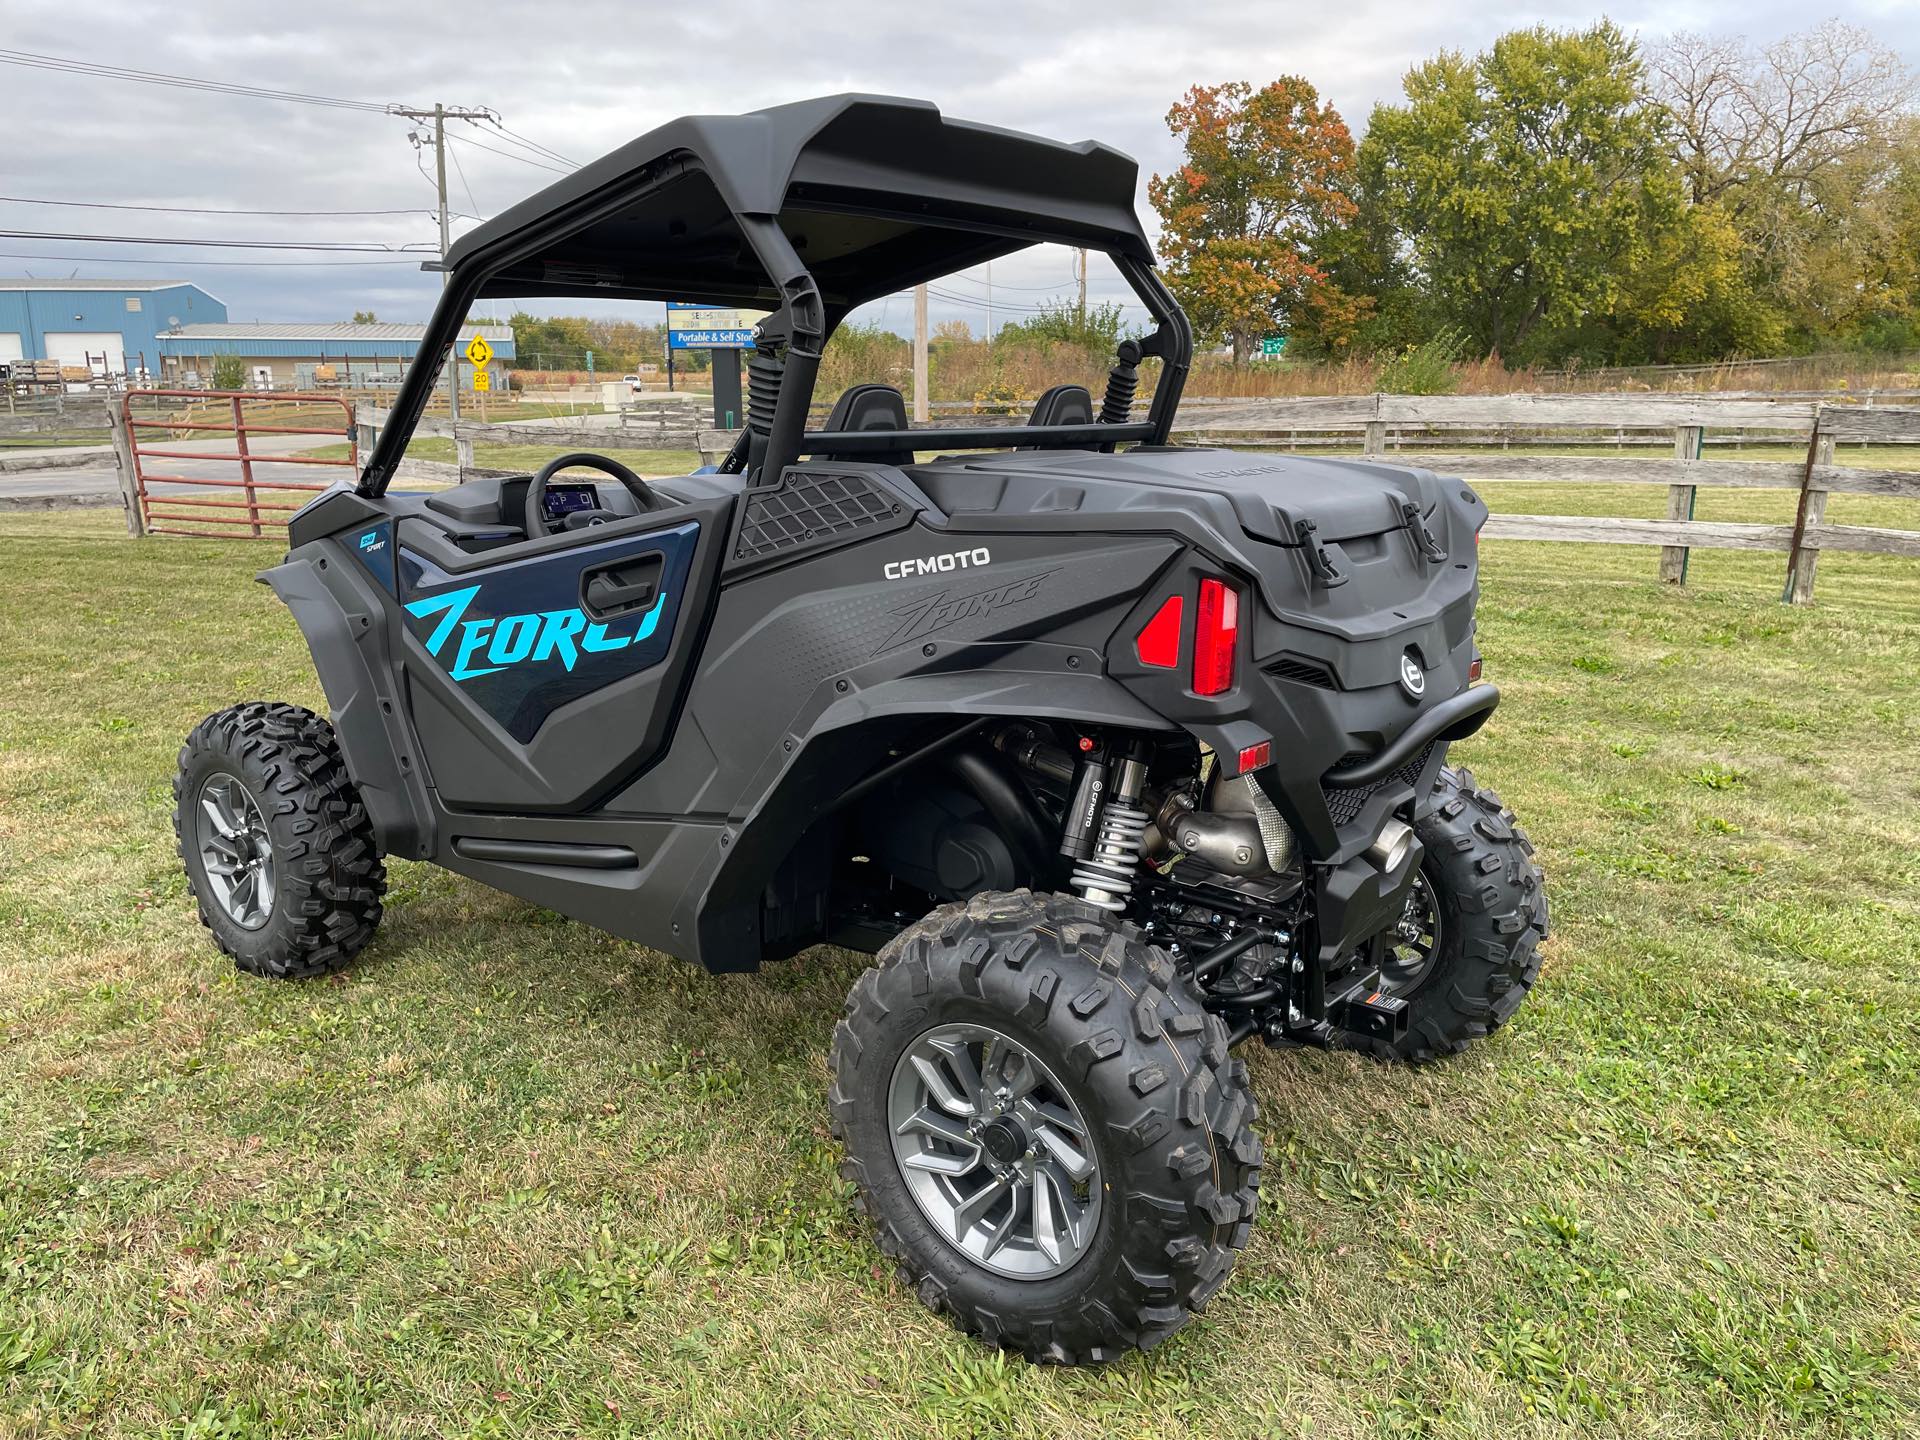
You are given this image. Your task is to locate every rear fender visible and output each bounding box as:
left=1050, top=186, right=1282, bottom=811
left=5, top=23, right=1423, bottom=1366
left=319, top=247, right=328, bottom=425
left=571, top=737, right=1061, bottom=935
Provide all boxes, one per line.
left=687, top=672, right=1172, bottom=967
left=260, top=552, right=436, bottom=858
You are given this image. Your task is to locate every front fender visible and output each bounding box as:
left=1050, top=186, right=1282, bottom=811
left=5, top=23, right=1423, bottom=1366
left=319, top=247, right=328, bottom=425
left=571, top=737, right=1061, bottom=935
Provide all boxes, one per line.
left=260, top=552, right=436, bottom=858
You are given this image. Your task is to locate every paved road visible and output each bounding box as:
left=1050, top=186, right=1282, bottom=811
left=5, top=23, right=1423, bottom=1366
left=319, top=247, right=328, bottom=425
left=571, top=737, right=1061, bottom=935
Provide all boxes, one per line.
left=0, top=432, right=351, bottom=509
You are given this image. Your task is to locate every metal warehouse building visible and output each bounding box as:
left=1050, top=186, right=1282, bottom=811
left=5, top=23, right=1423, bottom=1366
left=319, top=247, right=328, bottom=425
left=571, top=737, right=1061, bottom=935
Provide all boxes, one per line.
left=0, top=279, right=226, bottom=379
left=154, top=321, right=516, bottom=390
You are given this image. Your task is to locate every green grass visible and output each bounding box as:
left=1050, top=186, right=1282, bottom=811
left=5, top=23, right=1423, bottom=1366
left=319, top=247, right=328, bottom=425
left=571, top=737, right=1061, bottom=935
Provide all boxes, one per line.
left=0, top=433, right=109, bottom=450
left=1, top=500, right=1917, bottom=1438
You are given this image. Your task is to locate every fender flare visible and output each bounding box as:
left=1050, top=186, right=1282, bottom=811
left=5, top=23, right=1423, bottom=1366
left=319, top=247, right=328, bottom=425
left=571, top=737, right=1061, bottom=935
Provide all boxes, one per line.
left=260, top=553, right=436, bottom=859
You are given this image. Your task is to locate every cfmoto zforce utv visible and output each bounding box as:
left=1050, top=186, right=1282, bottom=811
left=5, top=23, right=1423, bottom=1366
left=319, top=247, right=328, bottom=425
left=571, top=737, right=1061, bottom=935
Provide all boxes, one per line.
left=176, top=96, right=1546, bottom=1363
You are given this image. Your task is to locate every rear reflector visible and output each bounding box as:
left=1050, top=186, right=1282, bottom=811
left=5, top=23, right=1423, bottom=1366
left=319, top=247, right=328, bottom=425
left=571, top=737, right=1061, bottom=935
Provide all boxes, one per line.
left=1469, top=655, right=1483, bottom=682
left=1237, top=740, right=1272, bottom=772
left=1193, top=579, right=1239, bottom=695
left=1134, top=594, right=1183, bottom=669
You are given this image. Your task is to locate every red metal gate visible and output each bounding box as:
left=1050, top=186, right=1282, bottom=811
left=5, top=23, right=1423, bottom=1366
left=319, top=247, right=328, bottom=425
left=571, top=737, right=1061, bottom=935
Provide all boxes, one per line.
left=123, top=390, right=358, bottom=538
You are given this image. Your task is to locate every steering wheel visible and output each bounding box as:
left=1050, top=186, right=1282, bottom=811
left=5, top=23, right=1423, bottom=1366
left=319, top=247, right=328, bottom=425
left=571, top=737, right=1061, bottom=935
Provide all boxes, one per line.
left=524, top=452, right=666, bottom=536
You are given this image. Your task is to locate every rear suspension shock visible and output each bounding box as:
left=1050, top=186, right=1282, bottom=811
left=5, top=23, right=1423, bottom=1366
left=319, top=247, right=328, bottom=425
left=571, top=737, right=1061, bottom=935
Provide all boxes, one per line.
left=1068, top=752, right=1150, bottom=912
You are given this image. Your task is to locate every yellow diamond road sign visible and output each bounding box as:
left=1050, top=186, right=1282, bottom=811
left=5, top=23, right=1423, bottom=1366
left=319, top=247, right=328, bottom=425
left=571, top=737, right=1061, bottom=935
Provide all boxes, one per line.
left=465, top=333, right=493, bottom=368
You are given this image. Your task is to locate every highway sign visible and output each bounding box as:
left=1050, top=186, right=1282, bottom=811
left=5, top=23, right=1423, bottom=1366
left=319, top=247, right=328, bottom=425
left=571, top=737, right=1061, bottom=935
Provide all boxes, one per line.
left=466, top=333, right=494, bottom=368
left=1258, top=336, right=1287, bottom=358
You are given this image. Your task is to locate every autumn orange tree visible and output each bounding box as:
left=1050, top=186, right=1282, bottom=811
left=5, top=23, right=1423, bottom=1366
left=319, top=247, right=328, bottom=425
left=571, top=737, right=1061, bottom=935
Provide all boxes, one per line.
left=1148, top=79, right=1363, bottom=364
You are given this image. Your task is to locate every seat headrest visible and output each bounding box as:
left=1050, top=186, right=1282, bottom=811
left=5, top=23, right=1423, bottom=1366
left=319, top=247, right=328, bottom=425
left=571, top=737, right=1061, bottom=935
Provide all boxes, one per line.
left=824, top=383, right=909, bottom=434
left=1027, top=384, right=1095, bottom=427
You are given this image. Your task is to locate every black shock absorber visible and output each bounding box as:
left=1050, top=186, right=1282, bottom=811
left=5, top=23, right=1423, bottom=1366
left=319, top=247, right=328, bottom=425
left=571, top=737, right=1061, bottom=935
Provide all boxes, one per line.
left=741, top=347, right=784, bottom=479
left=1098, top=339, right=1142, bottom=425
left=1068, top=747, right=1151, bottom=912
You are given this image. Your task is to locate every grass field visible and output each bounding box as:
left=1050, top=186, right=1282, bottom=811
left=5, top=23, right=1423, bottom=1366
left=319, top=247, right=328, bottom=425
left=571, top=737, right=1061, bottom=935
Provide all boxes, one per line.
left=1, top=495, right=1917, bottom=1439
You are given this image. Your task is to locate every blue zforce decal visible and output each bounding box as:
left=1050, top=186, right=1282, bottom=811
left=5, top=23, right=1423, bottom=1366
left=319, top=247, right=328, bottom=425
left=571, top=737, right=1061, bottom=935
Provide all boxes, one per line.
left=404, top=584, right=664, bottom=682
left=398, top=521, right=698, bottom=742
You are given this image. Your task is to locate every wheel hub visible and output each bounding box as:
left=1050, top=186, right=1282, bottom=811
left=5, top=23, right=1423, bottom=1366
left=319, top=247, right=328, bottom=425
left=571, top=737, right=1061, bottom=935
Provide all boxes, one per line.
left=194, top=773, right=276, bottom=930
left=888, top=1022, right=1101, bottom=1280
left=979, top=1115, right=1028, bottom=1166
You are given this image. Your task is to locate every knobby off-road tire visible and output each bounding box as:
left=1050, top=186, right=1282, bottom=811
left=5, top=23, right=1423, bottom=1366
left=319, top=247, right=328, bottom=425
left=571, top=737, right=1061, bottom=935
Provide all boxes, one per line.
left=1361, top=764, right=1548, bottom=1062
left=173, top=702, right=385, bottom=979
left=830, top=890, right=1261, bottom=1363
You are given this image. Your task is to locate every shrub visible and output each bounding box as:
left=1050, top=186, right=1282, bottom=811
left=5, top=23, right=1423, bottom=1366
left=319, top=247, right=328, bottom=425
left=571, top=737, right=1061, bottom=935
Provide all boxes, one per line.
left=1377, top=327, right=1468, bottom=394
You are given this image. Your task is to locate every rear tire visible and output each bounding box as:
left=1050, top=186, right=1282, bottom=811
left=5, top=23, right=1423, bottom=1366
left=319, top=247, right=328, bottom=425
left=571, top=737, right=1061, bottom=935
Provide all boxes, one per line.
left=830, top=890, right=1261, bottom=1363
left=1358, top=765, right=1547, bottom=1061
left=173, top=702, right=385, bottom=979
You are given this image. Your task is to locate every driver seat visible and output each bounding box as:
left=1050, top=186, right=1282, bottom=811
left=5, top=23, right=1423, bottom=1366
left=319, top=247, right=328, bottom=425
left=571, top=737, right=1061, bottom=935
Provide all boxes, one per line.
left=820, top=383, right=914, bottom=466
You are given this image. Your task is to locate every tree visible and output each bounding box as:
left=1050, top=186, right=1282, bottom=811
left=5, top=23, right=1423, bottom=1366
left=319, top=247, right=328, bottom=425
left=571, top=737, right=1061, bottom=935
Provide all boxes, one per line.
left=1148, top=78, right=1361, bottom=364
left=210, top=354, right=248, bottom=390
left=1363, top=23, right=1685, bottom=362
left=1649, top=22, right=1914, bottom=211
left=351, top=310, right=378, bottom=324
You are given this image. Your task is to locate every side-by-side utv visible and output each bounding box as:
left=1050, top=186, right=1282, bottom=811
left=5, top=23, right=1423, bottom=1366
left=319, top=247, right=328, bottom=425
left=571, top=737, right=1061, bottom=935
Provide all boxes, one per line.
left=175, top=95, right=1546, bottom=1363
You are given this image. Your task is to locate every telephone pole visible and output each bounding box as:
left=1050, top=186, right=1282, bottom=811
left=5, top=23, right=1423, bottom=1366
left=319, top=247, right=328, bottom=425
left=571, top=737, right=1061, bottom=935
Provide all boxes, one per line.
left=912, top=283, right=929, bottom=422
left=1076, top=248, right=1088, bottom=327
left=390, top=102, right=494, bottom=421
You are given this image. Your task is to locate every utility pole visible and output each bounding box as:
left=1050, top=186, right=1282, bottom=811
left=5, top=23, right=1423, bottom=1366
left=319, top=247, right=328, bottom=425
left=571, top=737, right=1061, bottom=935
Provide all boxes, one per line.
left=985, top=262, right=994, bottom=342
left=1076, top=248, right=1087, bottom=327
left=912, top=283, right=929, bottom=422
left=389, top=102, right=494, bottom=421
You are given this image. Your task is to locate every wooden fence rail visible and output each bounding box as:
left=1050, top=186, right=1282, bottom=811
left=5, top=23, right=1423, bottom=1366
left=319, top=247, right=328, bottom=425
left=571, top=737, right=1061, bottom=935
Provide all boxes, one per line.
left=349, top=392, right=1919, bottom=604
left=1176, top=393, right=1920, bottom=603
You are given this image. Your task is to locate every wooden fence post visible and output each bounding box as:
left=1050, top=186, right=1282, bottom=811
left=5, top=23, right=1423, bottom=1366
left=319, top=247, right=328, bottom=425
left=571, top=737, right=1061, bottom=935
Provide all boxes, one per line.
left=1783, top=411, right=1835, bottom=605
left=1658, top=423, right=1703, bottom=583
left=1363, top=418, right=1386, bottom=457
left=107, top=402, right=144, bottom=537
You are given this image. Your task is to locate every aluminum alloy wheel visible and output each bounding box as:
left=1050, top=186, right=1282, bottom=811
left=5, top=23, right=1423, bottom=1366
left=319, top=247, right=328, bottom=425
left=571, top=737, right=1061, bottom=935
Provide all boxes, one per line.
left=1380, top=868, right=1441, bottom=994
left=887, top=1022, right=1102, bottom=1280
left=195, top=773, right=276, bottom=929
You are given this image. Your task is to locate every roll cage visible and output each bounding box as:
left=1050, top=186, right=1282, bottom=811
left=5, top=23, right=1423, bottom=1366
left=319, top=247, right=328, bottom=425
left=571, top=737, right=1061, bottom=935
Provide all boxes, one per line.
left=355, top=94, right=1192, bottom=499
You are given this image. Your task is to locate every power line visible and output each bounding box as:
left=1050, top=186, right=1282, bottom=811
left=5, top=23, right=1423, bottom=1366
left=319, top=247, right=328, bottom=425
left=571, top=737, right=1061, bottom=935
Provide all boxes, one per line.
left=479, top=117, right=578, bottom=169
left=0, top=250, right=429, bottom=269
left=0, top=193, right=471, bottom=219
left=445, top=131, right=570, bottom=174
left=0, top=229, right=438, bottom=253
left=0, top=48, right=391, bottom=111
left=942, top=271, right=1083, bottom=293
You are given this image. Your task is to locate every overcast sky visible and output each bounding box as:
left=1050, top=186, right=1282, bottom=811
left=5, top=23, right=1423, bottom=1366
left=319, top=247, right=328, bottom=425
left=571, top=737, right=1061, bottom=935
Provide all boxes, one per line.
left=4, top=1, right=1915, bottom=339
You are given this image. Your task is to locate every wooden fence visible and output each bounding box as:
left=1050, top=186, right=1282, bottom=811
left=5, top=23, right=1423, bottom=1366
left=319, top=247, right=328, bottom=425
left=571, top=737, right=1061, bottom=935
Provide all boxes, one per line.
left=351, top=392, right=1920, bottom=604
left=1176, top=394, right=1920, bottom=603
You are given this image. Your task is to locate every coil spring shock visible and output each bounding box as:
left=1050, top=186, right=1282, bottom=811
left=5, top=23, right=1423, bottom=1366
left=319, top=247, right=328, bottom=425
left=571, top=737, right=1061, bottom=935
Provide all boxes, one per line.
left=1098, top=339, right=1142, bottom=426
left=1070, top=755, right=1149, bottom=912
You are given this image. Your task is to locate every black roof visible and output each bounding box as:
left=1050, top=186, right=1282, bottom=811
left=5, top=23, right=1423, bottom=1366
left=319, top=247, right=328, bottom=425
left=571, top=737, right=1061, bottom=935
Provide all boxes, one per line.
left=442, top=94, right=1154, bottom=312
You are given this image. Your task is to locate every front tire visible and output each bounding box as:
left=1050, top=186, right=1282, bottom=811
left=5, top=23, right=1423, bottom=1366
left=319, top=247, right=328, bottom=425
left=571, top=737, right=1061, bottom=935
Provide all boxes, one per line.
left=1359, top=765, right=1548, bottom=1061
left=173, top=702, right=385, bottom=979
left=831, top=891, right=1261, bottom=1363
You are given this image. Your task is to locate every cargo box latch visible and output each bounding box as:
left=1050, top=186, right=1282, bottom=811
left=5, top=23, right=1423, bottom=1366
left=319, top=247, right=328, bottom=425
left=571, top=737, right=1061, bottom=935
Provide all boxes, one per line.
left=1398, top=500, right=1449, bottom=564
left=1293, top=517, right=1349, bottom=589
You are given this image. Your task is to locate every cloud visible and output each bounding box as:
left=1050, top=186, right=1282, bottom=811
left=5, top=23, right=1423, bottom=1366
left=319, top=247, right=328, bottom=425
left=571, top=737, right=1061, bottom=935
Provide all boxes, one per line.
left=3, top=0, right=1913, bottom=334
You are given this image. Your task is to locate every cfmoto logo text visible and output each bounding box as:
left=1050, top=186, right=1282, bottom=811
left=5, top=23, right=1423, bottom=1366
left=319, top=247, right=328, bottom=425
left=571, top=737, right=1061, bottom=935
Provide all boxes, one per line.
left=1399, top=652, right=1427, bottom=699
left=884, top=546, right=991, bottom=581
left=404, top=584, right=663, bottom=682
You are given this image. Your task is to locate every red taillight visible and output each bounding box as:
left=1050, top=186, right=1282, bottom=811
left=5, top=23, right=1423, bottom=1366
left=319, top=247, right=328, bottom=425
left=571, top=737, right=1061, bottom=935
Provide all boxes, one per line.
left=1134, top=594, right=1183, bottom=669
left=1237, top=740, right=1272, bottom=772
left=1193, top=578, right=1239, bottom=696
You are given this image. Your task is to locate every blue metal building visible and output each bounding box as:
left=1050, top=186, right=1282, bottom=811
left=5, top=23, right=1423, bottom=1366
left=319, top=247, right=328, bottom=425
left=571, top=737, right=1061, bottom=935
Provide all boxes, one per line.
left=0, top=279, right=226, bottom=377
